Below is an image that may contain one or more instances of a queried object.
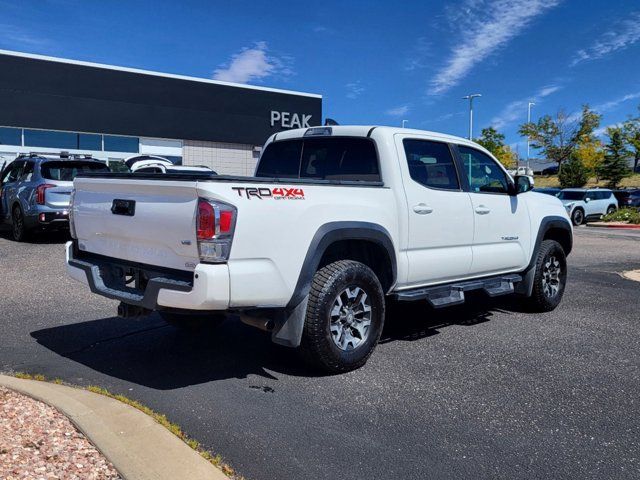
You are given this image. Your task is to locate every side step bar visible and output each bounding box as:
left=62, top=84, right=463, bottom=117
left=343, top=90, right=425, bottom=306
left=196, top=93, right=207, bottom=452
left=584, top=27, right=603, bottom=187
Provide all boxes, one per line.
left=395, top=274, right=522, bottom=308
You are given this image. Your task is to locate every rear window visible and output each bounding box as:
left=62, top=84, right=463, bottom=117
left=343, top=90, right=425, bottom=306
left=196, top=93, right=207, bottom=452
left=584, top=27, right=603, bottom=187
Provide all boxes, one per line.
left=41, top=161, right=109, bottom=181
left=558, top=191, right=586, bottom=201
left=256, top=138, right=380, bottom=182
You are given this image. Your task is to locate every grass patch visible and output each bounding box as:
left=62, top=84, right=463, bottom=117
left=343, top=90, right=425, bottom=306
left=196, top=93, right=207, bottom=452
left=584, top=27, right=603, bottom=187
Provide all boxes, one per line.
left=602, top=208, right=640, bottom=224
left=11, top=372, right=240, bottom=479
left=533, top=173, right=640, bottom=188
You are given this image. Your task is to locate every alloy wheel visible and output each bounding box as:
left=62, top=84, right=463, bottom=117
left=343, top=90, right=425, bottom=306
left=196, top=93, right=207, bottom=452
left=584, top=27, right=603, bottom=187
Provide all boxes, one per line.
left=542, top=255, right=562, bottom=299
left=329, top=286, right=372, bottom=351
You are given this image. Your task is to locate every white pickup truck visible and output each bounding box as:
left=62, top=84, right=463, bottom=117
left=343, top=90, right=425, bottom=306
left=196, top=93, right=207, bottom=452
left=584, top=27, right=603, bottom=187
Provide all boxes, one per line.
left=66, top=126, right=572, bottom=372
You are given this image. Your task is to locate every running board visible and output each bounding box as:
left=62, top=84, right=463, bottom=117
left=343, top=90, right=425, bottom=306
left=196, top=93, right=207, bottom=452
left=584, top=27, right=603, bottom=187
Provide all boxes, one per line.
left=395, top=274, right=522, bottom=308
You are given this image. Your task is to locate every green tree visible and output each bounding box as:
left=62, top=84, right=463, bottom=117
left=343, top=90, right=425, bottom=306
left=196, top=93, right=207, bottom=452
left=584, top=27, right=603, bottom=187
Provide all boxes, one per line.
left=600, top=127, right=631, bottom=188
left=558, top=155, right=588, bottom=188
left=622, top=109, right=640, bottom=173
left=574, top=136, right=604, bottom=181
left=519, top=105, right=601, bottom=170
left=475, top=127, right=517, bottom=168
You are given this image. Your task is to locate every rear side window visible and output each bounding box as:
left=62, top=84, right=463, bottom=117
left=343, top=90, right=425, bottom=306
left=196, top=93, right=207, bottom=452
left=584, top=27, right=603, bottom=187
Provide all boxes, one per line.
left=41, top=161, right=109, bottom=181
left=403, top=139, right=459, bottom=190
left=256, top=138, right=380, bottom=182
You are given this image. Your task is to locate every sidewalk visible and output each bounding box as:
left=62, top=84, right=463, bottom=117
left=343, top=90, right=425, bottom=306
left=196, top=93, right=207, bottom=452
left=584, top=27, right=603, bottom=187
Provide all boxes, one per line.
left=0, top=375, right=229, bottom=480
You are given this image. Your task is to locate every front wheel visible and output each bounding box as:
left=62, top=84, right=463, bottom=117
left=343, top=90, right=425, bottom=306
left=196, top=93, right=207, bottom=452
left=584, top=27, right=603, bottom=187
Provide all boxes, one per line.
left=523, top=239, right=567, bottom=312
left=571, top=208, right=584, bottom=226
left=300, top=260, right=385, bottom=373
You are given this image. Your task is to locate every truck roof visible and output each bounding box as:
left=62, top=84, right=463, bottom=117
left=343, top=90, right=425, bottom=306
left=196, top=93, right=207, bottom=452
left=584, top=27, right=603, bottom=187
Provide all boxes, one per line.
left=271, top=125, right=483, bottom=150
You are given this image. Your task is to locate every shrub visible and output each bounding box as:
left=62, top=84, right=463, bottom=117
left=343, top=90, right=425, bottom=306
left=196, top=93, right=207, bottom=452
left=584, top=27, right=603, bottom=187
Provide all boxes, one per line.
left=559, top=156, right=588, bottom=188
left=602, top=208, right=640, bottom=224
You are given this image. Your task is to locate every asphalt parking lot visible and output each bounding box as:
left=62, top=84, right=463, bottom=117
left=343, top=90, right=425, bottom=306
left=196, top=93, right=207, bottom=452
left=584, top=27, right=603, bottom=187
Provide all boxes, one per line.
left=1, top=227, right=639, bottom=480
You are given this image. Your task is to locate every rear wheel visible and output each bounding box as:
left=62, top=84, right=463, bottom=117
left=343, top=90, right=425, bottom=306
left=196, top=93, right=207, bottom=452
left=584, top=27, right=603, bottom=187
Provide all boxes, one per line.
left=300, top=260, right=385, bottom=373
left=606, top=205, right=617, bottom=215
left=571, top=208, right=584, bottom=226
left=160, top=311, right=226, bottom=331
left=523, top=239, right=567, bottom=312
left=11, top=206, right=29, bottom=242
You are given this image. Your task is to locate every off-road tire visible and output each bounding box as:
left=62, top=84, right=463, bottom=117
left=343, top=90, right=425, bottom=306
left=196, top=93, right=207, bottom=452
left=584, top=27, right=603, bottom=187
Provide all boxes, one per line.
left=523, top=239, right=567, bottom=312
left=160, top=311, right=226, bottom=331
left=571, top=208, right=585, bottom=226
left=12, top=205, right=29, bottom=242
left=300, top=260, right=385, bottom=373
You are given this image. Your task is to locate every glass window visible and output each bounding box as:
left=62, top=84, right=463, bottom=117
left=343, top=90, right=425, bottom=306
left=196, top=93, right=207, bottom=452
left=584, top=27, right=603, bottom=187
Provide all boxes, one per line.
left=403, top=139, right=459, bottom=190
left=24, top=129, right=77, bottom=149
left=78, top=133, right=102, bottom=151
left=458, top=146, right=510, bottom=194
left=256, top=140, right=303, bottom=178
left=558, top=191, right=586, bottom=201
left=256, top=138, right=380, bottom=181
left=41, top=161, right=109, bottom=181
left=21, top=162, right=35, bottom=181
left=2, top=161, right=24, bottom=184
left=0, top=127, right=21, bottom=146
left=299, top=138, right=380, bottom=181
left=104, top=135, right=139, bottom=153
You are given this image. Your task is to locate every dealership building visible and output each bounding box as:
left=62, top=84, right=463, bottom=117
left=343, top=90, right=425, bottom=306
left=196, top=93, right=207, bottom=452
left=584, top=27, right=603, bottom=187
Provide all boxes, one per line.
left=0, top=50, right=322, bottom=174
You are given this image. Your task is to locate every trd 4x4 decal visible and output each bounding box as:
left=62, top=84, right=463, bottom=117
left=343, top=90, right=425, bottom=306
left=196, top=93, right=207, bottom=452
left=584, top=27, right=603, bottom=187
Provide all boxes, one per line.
left=231, top=187, right=305, bottom=200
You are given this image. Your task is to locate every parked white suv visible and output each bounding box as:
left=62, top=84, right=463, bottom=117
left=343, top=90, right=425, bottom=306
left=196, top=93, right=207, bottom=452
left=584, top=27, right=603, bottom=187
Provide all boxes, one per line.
left=66, top=126, right=573, bottom=372
left=558, top=188, right=618, bottom=225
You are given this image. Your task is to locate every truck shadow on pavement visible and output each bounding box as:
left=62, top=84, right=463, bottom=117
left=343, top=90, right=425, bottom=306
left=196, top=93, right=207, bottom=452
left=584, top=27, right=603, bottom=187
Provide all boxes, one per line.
left=0, top=227, right=70, bottom=244
left=30, top=294, right=521, bottom=389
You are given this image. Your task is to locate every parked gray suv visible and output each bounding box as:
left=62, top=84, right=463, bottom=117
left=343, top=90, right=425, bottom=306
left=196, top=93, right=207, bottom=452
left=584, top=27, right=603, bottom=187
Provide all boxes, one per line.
left=0, top=153, right=109, bottom=241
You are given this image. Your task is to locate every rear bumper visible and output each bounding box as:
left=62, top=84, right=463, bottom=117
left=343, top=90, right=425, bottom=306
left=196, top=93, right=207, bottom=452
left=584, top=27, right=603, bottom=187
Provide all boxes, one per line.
left=65, top=241, right=230, bottom=310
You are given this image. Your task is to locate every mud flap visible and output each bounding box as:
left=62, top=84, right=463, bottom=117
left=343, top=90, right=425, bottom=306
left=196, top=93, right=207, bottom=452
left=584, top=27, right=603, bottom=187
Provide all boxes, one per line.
left=270, top=295, right=309, bottom=348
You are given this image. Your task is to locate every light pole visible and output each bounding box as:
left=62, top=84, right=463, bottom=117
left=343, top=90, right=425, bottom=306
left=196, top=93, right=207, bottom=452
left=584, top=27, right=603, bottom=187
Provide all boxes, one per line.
left=402, top=119, right=408, bottom=128
left=527, top=102, right=535, bottom=169
left=462, top=93, right=481, bottom=140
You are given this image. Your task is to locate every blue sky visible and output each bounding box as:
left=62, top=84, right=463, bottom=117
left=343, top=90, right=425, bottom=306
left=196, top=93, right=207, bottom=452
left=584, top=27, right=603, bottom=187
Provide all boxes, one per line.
left=1, top=0, right=639, bottom=157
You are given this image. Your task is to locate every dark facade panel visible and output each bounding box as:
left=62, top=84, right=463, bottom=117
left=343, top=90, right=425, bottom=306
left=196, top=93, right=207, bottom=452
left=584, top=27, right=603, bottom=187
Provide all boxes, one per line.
left=0, top=53, right=322, bottom=145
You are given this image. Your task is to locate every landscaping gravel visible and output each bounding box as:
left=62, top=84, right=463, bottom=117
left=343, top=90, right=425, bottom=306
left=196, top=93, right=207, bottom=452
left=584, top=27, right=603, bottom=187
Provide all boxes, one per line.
left=0, top=386, right=121, bottom=480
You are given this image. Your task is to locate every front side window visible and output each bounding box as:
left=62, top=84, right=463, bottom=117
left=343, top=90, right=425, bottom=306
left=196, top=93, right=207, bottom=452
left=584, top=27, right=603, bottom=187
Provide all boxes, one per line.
left=403, top=139, right=459, bottom=190
left=558, top=191, right=586, bottom=201
left=256, top=137, right=380, bottom=182
left=1, top=161, right=23, bottom=184
left=458, top=146, right=510, bottom=194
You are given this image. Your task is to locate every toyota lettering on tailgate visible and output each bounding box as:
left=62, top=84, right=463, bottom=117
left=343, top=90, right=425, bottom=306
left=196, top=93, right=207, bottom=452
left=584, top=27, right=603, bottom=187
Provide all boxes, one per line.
left=231, top=187, right=305, bottom=200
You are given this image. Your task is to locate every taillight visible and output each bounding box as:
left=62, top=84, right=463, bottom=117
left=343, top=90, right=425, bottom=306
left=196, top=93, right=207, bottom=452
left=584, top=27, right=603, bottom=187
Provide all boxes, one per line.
left=196, top=198, right=236, bottom=263
left=197, top=199, right=215, bottom=240
left=36, top=184, right=55, bottom=205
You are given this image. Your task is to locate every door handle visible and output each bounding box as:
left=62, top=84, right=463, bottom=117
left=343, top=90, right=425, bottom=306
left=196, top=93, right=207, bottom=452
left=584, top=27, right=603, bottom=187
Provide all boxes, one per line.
left=413, top=203, right=433, bottom=214
left=475, top=205, right=491, bottom=215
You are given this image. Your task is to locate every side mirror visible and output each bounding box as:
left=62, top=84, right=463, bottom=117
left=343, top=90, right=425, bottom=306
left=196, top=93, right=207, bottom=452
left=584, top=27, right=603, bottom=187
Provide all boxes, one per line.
left=585, top=197, right=591, bottom=203
left=514, top=175, right=534, bottom=195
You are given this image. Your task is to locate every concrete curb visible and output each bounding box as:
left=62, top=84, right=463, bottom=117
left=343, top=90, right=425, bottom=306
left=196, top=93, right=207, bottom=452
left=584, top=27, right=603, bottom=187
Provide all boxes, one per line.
left=0, top=375, right=229, bottom=480
left=586, top=222, right=640, bottom=230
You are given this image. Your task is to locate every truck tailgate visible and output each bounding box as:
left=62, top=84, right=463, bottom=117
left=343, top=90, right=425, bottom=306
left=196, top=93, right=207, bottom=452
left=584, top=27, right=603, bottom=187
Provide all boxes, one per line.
left=72, top=177, right=200, bottom=271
